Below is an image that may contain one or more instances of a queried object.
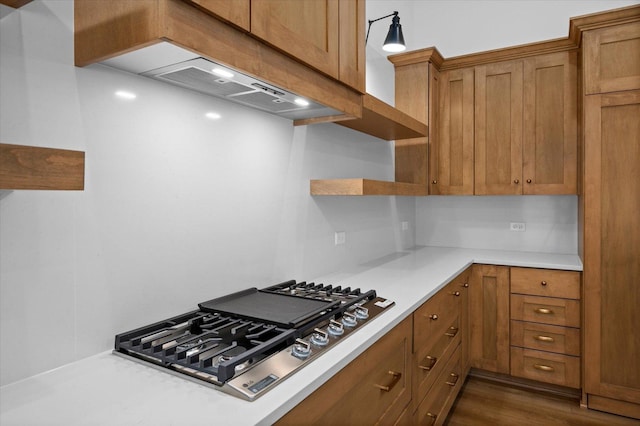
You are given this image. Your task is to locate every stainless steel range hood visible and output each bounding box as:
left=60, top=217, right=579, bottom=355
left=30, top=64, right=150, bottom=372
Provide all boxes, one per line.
left=101, top=42, right=342, bottom=120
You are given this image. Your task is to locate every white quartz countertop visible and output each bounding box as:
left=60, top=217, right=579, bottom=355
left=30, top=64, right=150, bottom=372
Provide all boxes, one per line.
left=0, top=247, right=582, bottom=426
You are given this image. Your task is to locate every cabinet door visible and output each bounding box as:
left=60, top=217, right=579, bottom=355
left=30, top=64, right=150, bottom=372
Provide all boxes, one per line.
left=251, top=0, right=340, bottom=81
left=183, top=0, right=250, bottom=30
left=431, top=67, right=475, bottom=195
left=469, top=264, right=510, bottom=374
left=338, top=0, right=365, bottom=92
left=584, top=21, right=640, bottom=95
left=475, top=61, right=523, bottom=195
left=584, top=90, right=640, bottom=417
left=522, top=52, right=577, bottom=194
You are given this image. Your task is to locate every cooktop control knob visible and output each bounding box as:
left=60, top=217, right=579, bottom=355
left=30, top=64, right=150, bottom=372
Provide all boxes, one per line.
left=354, top=306, right=369, bottom=320
left=291, top=338, right=311, bottom=359
left=341, top=312, right=358, bottom=328
left=310, top=328, right=329, bottom=346
left=328, top=319, right=345, bottom=336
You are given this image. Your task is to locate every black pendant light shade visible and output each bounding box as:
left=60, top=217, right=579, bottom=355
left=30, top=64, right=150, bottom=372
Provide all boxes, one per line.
left=366, top=11, right=407, bottom=53
left=383, top=13, right=405, bottom=52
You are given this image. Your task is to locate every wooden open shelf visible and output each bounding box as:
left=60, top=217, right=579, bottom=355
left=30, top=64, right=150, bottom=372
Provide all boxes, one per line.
left=310, top=179, right=428, bottom=196
left=306, top=94, right=428, bottom=196
left=0, top=143, right=85, bottom=190
left=296, top=94, right=427, bottom=141
left=0, top=0, right=32, bottom=9
left=335, top=94, right=427, bottom=140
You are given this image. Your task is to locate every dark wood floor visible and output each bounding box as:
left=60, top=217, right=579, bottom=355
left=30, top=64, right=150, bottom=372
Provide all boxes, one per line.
left=445, top=376, right=639, bottom=425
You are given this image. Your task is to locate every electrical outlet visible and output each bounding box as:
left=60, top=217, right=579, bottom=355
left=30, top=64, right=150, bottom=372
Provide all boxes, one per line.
left=401, top=221, right=409, bottom=231
left=334, top=231, right=346, bottom=245
left=510, top=222, right=526, bottom=232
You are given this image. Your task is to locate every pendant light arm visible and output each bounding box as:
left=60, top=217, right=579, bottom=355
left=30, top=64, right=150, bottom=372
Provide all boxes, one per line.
left=365, top=11, right=399, bottom=44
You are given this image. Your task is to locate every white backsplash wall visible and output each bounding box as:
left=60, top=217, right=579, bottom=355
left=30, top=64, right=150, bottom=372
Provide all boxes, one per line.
left=0, top=1, right=415, bottom=386
left=416, top=196, right=578, bottom=254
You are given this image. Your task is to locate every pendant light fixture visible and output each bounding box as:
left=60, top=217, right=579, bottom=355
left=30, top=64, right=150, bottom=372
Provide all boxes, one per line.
left=365, top=11, right=406, bottom=53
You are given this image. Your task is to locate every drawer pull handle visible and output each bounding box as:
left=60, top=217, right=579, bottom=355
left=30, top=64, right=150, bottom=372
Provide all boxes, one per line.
left=419, top=355, right=437, bottom=371
left=426, top=412, right=437, bottom=425
left=445, top=373, right=459, bottom=386
left=451, top=291, right=461, bottom=297
left=374, top=370, right=402, bottom=392
left=429, top=314, right=438, bottom=320
left=541, top=281, right=547, bottom=286
left=534, top=335, right=555, bottom=342
left=445, top=327, right=459, bottom=337
left=534, top=364, right=555, bottom=372
left=534, top=308, right=553, bottom=314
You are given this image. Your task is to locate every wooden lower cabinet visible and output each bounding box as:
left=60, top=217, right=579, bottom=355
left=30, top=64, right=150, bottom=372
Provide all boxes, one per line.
left=412, top=270, right=469, bottom=424
left=276, top=316, right=412, bottom=426
left=469, top=264, right=510, bottom=373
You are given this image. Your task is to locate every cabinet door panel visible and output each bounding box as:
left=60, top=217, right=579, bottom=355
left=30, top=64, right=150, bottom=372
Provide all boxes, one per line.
left=338, top=0, right=365, bottom=92
left=469, top=265, right=510, bottom=373
left=475, top=61, right=523, bottom=195
left=585, top=22, right=640, bottom=94
left=251, top=0, right=339, bottom=80
left=584, top=90, right=640, bottom=407
left=432, top=67, right=475, bottom=195
left=523, top=52, right=577, bottom=194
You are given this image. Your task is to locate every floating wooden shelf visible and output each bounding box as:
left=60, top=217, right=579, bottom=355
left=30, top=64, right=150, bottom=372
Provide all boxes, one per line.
left=310, top=179, right=428, bottom=196
left=296, top=94, right=428, bottom=141
left=0, top=0, right=32, bottom=9
left=335, top=94, right=428, bottom=140
left=0, top=143, right=85, bottom=190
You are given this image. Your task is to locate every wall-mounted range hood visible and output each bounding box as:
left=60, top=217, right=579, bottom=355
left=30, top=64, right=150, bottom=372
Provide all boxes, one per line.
left=101, top=42, right=341, bottom=121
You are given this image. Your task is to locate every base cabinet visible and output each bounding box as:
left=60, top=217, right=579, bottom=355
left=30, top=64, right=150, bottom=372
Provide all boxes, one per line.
left=469, top=264, right=510, bottom=373
left=275, top=316, right=412, bottom=426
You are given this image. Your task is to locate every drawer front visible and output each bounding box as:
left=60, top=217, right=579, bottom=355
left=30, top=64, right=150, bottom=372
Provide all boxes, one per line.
left=510, top=267, right=580, bottom=299
left=276, top=317, right=411, bottom=426
left=414, top=282, right=461, bottom=352
left=511, top=294, right=580, bottom=327
left=415, top=344, right=462, bottom=426
left=510, top=320, right=580, bottom=356
left=511, top=347, right=580, bottom=388
left=415, top=316, right=461, bottom=399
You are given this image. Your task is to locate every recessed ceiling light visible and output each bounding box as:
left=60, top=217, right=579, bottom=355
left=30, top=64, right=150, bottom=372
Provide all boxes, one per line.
left=212, top=68, right=234, bottom=79
left=115, top=90, right=137, bottom=100
left=205, top=112, right=221, bottom=120
left=294, top=98, right=310, bottom=107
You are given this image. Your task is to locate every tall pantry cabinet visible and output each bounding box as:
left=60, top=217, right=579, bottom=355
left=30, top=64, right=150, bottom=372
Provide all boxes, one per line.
left=580, top=13, right=640, bottom=419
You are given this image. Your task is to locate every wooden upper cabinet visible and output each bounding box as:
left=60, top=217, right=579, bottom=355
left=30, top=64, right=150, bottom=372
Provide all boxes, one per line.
left=251, top=0, right=340, bottom=81
left=584, top=21, right=640, bottom=95
left=522, top=52, right=577, bottom=194
left=183, top=0, right=250, bottom=30
left=338, top=0, right=365, bottom=92
left=432, top=67, right=475, bottom=195
left=250, top=0, right=364, bottom=92
left=475, top=61, right=523, bottom=195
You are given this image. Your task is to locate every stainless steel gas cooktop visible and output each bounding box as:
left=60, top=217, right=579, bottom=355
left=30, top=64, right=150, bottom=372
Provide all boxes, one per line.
left=114, top=280, right=394, bottom=400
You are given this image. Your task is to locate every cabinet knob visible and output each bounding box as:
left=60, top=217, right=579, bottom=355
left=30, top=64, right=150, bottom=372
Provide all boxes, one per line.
left=432, top=180, right=438, bottom=184
left=429, top=314, right=438, bottom=320
left=451, top=291, right=461, bottom=297
left=514, top=179, right=520, bottom=184
left=463, top=282, right=469, bottom=288
left=527, top=179, right=532, bottom=183
left=541, top=281, right=547, bottom=286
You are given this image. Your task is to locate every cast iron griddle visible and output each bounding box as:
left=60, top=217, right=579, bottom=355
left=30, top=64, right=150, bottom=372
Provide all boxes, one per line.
left=198, top=288, right=340, bottom=328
